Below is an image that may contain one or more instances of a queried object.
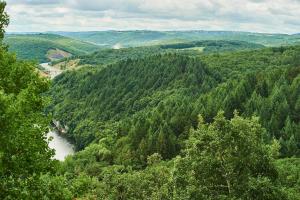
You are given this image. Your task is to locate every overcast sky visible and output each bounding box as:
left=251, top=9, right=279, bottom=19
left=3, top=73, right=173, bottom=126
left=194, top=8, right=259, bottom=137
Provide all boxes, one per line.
left=5, top=0, right=300, bottom=34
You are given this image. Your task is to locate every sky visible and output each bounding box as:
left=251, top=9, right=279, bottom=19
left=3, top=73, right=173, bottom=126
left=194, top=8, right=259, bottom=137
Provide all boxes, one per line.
left=5, top=0, right=300, bottom=34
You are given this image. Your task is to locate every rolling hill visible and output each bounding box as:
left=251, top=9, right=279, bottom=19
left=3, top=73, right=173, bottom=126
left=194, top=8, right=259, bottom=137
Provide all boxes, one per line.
left=4, top=33, right=101, bottom=63
left=6, top=31, right=298, bottom=64
left=56, top=30, right=300, bottom=48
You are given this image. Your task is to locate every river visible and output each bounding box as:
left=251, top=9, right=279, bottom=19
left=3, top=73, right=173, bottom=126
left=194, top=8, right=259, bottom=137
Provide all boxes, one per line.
left=48, top=130, right=74, bottom=161
left=41, top=63, right=74, bottom=160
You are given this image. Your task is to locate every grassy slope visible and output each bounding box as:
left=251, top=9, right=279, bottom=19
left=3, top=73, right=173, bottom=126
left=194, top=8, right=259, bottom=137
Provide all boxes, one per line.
left=4, top=33, right=100, bottom=63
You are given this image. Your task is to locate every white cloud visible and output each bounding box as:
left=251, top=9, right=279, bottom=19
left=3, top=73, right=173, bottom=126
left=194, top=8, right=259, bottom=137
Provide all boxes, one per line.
left=5, top=0, right=300, bottom=33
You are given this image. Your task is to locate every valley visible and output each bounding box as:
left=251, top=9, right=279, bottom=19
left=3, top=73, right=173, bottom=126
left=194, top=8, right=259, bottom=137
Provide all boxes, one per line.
left=5, top=32, right=300, bottom=199
left=1, top=1, right=300, bottom=199
left=44, top=43, right=300, bottom=199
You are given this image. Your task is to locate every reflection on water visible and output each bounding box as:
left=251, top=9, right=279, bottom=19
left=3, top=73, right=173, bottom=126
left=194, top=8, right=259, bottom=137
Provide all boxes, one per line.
left=47, top=131, right=74, bottom=161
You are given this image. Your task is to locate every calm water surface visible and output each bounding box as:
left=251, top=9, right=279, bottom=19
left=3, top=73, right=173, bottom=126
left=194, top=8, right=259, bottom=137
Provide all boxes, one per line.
left=47, top=131, right=74, bottom=161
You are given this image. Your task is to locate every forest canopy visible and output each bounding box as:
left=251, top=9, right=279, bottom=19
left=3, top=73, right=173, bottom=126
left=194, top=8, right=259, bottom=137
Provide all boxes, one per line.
left=46, top=45, right=300, bottom=198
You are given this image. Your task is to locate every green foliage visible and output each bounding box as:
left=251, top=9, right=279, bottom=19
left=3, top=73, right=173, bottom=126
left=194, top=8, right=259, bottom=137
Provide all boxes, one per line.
left=54, top=114, right=292, bottom=199
left=1, top=174, right=72, bottom=200
left=276, top=158, right=300, bottom=200
left=0, top=1, right=8, bottom=40
left=196, top=67, right=300, bottom=156
left=0, top=48, right=54, bottom=178
left=0, top=3, right=57, bottom=198
left=172, top=112, right=283, bottom=200
left=0, top=46, right=59, bottom=198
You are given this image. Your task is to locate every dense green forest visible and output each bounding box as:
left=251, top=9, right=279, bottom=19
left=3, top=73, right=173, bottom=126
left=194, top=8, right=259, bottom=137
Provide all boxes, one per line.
left=160, top=40, right=264, bottom=52
left=4, top=33, right=100, bottom=62
left=48, top=46, right=300, bottom=155
left=1, top=1, right=300, bottom=199
left=46, top=45, right=300, bottom=198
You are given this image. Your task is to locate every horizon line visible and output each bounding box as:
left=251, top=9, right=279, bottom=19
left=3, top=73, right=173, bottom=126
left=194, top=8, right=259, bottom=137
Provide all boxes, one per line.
left=5, top=29, right=299, bottom=36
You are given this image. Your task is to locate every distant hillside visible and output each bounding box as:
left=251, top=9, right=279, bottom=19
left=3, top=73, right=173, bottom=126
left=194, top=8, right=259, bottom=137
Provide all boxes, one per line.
left=56, top=30, right=300, bottom=48
left=160, top=40, right=264, bottom=52
left=54, top=40, right=263, bottom=69
left=4, top=33, right=100, bottom=63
